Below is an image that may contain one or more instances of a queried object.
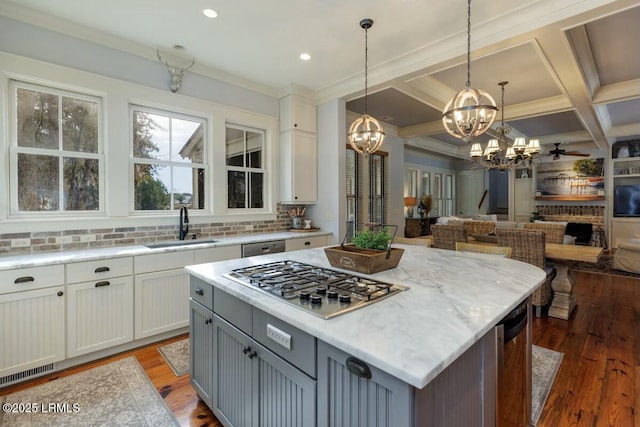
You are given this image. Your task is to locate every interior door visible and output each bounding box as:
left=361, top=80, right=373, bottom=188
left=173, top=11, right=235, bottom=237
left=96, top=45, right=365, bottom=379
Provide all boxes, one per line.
left=457, top=171, right=485, bottom=217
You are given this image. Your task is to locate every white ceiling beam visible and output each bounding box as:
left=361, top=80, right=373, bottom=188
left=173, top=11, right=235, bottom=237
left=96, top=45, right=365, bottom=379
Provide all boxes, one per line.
left=593, top=79, right=640, bottom=104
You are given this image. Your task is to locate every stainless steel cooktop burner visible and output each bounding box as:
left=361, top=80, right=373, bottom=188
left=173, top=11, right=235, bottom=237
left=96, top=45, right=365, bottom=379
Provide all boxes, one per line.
left=223, top=260, right=407, bottom=319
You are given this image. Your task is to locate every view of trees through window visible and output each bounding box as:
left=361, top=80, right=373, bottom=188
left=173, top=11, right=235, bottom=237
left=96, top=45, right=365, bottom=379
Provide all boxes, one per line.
left=14, top=84, right=100, bottom=212
left=132, top=107, right=206, bottom=211
left=226, top=125, right=265, bottom=209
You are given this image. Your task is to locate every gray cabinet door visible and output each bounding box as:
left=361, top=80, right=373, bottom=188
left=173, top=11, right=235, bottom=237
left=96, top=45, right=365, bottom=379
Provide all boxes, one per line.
left=213, top=315, right=255, bottom=427
left=189, top=300, right=213, bottom=406
left=214, top=315, right=317, bottom=427
left=254, top=338, right=316, bottom=427
left=317, top=340, right=413, bottom=427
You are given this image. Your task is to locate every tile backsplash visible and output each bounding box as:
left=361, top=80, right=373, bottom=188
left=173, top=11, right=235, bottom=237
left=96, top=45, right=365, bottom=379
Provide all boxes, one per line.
left=0, top=204, right=300, bottom=256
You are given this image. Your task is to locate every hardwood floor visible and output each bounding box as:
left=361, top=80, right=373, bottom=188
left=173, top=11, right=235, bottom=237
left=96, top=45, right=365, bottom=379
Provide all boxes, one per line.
left=1, top=270, right=638, bottom=426
left=533, top=271, right=639, bottom=427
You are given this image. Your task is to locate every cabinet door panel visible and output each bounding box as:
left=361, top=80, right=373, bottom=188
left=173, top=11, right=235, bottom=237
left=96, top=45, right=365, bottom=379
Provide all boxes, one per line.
left=190, top=300, right=213, bottom=406
left=255, top=339, right=316, bottom=427
left=135, top=269, right=189, bottom=339
left=213, top=316, right=255, bottom=427
left=67, top=277, right=133, bottom=357
left=0, top=286, right=65, bottom=377
left=317, top=340, right=412, bottom=427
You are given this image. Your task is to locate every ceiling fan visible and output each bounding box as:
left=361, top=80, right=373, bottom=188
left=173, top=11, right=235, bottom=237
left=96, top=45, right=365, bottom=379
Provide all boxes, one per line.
left=546, top=143, right=590, bottom=160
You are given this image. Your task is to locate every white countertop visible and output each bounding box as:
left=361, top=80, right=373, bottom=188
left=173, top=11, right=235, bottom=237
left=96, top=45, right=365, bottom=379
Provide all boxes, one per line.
left=185, top=245, right=545, bottom=389
left=0, top=231, right=331, bottom=270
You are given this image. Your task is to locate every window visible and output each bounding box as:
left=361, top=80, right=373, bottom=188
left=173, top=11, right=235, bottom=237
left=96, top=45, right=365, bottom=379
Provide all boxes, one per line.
left=131, top=106, right=206, bottom=211
left=346, top=148, right=388, bottom=234
left=10, top=81, right=102, bottom=214
left=226, top=124, right=265, bottom=209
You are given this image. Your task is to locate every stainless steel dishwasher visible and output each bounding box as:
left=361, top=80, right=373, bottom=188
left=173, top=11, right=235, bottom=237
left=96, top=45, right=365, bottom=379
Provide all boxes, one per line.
left=241, top=240, right=286, bottom=257
left=496, top=297, right=531, bottom=427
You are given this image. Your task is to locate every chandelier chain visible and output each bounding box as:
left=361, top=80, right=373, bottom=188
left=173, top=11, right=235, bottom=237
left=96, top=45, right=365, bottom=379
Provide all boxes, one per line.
left=364, top=24, right=369, bottom=114
left=466, top=0, right=471, bottom=88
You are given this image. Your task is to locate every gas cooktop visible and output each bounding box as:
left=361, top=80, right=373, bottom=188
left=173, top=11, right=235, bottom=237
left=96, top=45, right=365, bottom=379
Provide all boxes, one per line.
left=222, top=260, right=407, bottom=319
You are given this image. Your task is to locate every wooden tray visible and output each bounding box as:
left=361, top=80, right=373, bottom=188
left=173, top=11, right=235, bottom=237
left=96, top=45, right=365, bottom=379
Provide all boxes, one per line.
left=324, top=245, right=404, bottom=274
left=288, top=228, right=320, bottom=233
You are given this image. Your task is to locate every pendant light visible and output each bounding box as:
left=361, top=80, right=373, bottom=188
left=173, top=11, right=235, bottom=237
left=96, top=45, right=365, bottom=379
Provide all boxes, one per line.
left=441, top=0, right=498, bottom=142
left=469, top=81, right=541, bottom=171
left=348, top=18, right=385, bottom=156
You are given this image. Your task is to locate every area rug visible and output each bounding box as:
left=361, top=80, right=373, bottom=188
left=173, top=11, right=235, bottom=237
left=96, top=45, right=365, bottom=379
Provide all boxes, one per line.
left=567, top=250, right=640, bottom=279
left=158, top=339, right=190, bottom=377
left=532, top=345, right=563, bottom=425
left=0, top=357, right=178, bottom=427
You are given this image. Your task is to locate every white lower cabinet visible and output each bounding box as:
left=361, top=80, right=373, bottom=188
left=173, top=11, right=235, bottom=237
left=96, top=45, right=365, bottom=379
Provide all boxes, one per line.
left=213, top=315, right=316, bottom=427
left=0, top=286, right=66, bottom=378
left=135, top=269, right=190, bottom=339
left=66, top=277, right=134, bottom=357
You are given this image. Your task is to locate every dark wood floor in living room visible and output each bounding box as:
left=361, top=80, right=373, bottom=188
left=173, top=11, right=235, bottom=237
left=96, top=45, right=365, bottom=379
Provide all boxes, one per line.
left=1, top=270, right=638, bottom=427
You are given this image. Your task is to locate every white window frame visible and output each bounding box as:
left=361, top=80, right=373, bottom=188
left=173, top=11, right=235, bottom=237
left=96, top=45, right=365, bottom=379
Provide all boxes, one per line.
left=8, top=80, right=105, bottom=217
left=225, top=123, right=267, bottom=211
left=129, top=104, right=208, bottom=214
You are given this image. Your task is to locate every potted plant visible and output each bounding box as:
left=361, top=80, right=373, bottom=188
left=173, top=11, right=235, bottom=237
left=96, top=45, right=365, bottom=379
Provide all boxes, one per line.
left=324, top=225, right=404, bottom=274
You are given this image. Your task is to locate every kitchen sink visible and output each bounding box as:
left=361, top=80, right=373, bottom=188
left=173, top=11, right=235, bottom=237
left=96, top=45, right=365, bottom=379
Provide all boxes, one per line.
left=145, top=239, right=219, bottom=249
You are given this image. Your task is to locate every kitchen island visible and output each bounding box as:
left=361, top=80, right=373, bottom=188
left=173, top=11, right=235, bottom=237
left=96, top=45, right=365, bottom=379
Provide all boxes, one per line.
left=186, top=244, right=546, bottom=427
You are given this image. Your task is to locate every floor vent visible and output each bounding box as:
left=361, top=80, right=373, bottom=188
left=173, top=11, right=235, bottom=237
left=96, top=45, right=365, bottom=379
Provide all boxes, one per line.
left=0, top=364, right=55, bottom=387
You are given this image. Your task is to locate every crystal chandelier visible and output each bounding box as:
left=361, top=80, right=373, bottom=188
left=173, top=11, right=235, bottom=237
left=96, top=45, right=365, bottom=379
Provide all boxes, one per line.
left=348, top=18, right=385, bottom=156
left=469, top=81, right=541, bottom=172
left=441, top=0, right=498, bottom=142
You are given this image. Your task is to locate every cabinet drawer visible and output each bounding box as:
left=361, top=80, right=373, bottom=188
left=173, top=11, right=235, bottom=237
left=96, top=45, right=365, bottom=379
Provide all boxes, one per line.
left=135, top=250, right=194, bottom=274
left=252, top=308, right=316, bottom=377
left=214, top=288, right=252, bottom=336
left=285, top=236, right=327, bottom=252
left=0, top=264, right=65, bottom=294
left=190, top=276, right=213, bottom=311
left=194, top=245, right=241, bottom=264
left=66, top=256, right=133, bottom=284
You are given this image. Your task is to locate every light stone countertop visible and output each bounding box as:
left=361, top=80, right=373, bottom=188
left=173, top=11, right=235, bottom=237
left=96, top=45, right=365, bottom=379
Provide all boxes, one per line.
left=0, top=231, right=332, bottom=270
left=185, top=244, right=546, bottom=389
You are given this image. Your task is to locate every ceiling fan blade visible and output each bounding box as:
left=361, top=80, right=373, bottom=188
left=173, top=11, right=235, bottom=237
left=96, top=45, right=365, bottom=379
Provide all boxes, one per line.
left=563, top=151, right=590, bottom=157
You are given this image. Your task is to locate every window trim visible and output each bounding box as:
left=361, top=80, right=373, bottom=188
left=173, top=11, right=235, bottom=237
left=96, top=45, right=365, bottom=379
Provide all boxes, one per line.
left=225, top=123, right=267, bottom=211
left=8, top=80, right=105, bottom=217
left=129, top=104, right=208, bottom=214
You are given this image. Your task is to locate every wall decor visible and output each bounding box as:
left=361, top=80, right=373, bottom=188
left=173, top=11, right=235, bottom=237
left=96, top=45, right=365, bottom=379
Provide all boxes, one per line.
left=536, top=158, right=604, bottom=200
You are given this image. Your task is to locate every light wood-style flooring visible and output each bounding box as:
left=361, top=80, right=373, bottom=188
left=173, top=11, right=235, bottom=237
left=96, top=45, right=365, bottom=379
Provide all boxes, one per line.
left=1, top=270, right=638, bottom=426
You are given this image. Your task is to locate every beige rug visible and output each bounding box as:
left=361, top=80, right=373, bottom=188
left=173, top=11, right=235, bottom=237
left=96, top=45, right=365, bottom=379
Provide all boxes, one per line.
left=532, top=345, right=563, bottom=425
left=0, top=357, right=178, bottom=427
left=158, top=339, right=190, bottom=377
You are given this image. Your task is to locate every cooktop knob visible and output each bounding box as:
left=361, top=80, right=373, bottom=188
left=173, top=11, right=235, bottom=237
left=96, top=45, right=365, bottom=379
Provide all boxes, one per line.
left=327, top=289, right=339, bottom=299
left=299, top=290, right=311, bottom=300
left=315, top=285, right=327, bottom=294
left=310, top=294, right=322, bottom=304
left=339, top=293, right=351, bottom=303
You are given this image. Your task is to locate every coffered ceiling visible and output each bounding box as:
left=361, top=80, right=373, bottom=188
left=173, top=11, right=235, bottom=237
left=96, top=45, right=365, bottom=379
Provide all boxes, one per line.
left=2, top=0, right=638, bottom=158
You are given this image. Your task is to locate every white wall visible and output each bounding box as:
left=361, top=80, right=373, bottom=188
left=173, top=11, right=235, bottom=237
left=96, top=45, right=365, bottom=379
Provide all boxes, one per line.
left=0, top=17, right=283, bottom=234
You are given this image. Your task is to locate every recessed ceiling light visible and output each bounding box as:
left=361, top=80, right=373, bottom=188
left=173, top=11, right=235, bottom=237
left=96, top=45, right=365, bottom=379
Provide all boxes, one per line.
left=299, top=53, right=311, bottom=61
left=202, top=8, right=218, bottom=18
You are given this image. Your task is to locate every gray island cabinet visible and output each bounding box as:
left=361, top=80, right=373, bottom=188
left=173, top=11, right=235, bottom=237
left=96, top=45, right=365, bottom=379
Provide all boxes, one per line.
left=186, top=245, right=545, bottom=427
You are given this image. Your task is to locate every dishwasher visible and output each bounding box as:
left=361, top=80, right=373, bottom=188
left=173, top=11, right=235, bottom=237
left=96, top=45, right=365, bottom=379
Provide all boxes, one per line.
left=496, top=297, right=531, bottom=427
left=241, top=240, right=286, bottom=258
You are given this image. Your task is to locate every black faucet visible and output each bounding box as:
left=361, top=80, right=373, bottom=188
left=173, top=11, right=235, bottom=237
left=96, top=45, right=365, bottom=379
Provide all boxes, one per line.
left=179, top=205, right=189, bottom=240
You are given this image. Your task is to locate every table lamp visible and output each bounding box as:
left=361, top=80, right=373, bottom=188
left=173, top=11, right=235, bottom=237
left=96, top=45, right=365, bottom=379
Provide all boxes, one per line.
left=404, top=197, right=417, bottom=218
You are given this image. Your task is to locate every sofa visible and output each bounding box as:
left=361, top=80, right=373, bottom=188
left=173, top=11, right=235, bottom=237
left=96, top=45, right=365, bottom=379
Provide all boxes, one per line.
left=613, top=237, right=640, bottom=274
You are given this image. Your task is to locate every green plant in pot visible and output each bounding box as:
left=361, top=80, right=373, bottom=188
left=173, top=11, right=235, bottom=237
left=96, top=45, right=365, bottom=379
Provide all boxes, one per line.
left=352, top=227, right=392, bottom=251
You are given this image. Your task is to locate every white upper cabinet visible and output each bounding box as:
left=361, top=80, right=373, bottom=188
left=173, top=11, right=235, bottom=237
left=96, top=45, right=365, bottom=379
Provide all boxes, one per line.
left=280, top=95, right=317, bottom=133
